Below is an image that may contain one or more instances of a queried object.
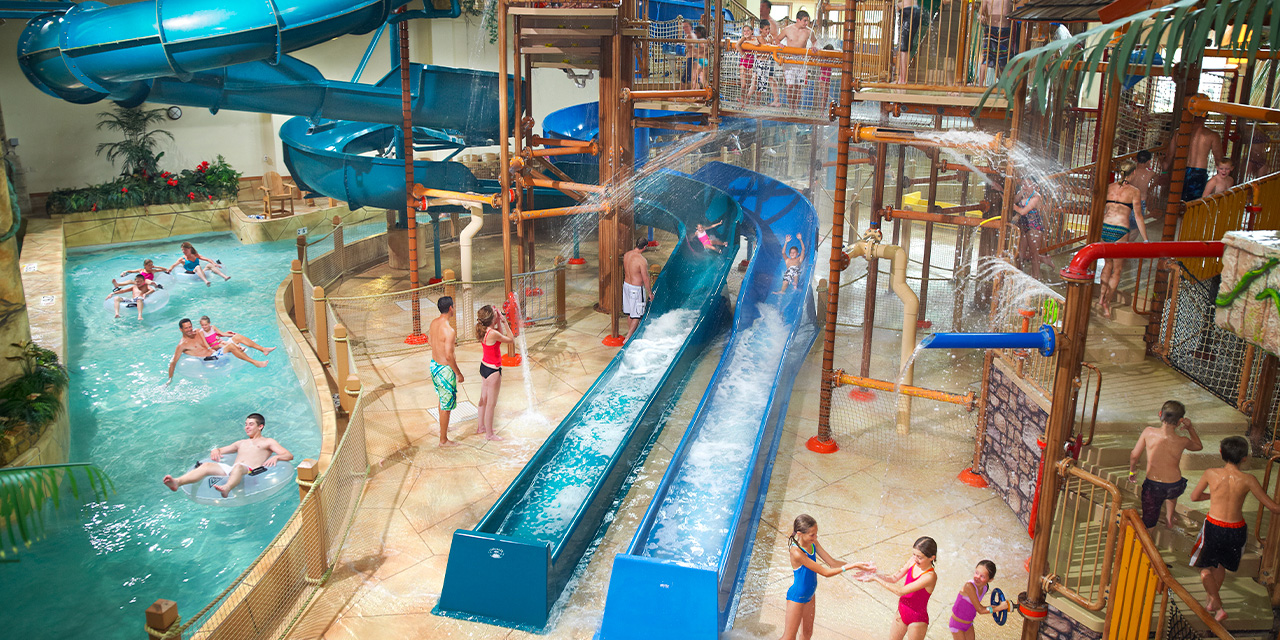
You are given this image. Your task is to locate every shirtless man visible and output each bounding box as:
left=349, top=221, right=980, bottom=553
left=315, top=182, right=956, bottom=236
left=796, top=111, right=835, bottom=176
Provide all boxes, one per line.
left=1180, top=96, right=1225, bottom=202
left=429, top=296, right=464, bottom=447
left=1189, top=436, right=1280, bottom=621
left=1125, top=150, right=1157, bottom=242
left=774, top=234, right=806, bottom=294
left=1203, top=160, right=1236, bottom=197
left=106, top=274, right=156, bottom=320
left=976, top=0, right=1013, bottom=85
left=778, top=11, right=817, bottom=107
left=897, top=0, right=941, bottom=84
left=167, top=317, right=268, bottom=383
left=759, top=0, right=781, bottom=39
left=622, top=237, right=651, bottom=341
left=1128, top=400, right=1203, bottom=529
left=162, top=413, right=292, bottom=497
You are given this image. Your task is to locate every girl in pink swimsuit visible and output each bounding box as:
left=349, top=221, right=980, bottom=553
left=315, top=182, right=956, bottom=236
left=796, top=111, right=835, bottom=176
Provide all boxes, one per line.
left=866, top=536, right=938, bottom=640
left=948, top=560, right=1009, bottom=639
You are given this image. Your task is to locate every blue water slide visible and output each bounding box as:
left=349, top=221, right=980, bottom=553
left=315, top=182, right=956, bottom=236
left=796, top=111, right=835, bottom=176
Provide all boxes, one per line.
left=434, top=172, right=742, bottom=629
left=598, top=161, right=821, bottom=639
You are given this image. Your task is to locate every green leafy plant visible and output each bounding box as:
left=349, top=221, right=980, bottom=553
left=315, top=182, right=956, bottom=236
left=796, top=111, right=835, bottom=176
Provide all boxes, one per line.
left=984, top=0, right=1277, bottom=113
left=95, top=105, right=174, bottom=177
left=0, top=341, right=69, bottom=435
left=0, top=463, right=114, bottom=560
left=46, top=156, right=241, bottom=214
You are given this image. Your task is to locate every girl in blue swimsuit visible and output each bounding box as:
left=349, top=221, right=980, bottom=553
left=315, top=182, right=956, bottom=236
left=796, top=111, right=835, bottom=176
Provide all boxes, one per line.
left=781, top=514, right=867, bottom=640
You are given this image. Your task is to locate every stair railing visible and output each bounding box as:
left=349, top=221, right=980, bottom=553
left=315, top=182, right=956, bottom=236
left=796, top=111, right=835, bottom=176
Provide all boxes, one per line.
left=1105, top=510, right=1232, bottom=639
left=1253, top=441, right=1280, bottom=601
left=1045, top=458, right=1122, bottom=611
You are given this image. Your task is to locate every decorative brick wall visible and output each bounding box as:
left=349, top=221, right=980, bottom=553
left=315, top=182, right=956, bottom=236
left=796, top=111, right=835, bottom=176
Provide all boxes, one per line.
left=980, top=359, right=1051, bottom=527
left=1040, top=605, right=1102, bottom=640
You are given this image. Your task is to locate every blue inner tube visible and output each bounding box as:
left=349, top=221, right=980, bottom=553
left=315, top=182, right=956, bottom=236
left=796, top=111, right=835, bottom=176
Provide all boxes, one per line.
left=180, top=458, right=294, bottom=506
left=991, top=587, right=1007, bottom=625
left=104, top=284, right=169, bottom=314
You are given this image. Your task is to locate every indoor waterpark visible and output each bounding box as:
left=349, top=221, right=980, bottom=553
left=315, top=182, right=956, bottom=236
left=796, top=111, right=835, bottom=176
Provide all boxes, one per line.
left=3, top=0, right=1280, bottom=638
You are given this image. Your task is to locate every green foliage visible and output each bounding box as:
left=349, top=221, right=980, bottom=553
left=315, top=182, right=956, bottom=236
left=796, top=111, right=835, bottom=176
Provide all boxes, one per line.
left=95, top=105, right=173, bottom=177
left=0, top=341, right=68, bottom=436
left=983, top=0, right=1279, bottom=114
left=46, top=156, right=241, bottom=214
left=0, top=463, right=114, bottom=560
left=460, top=0, right=499, bottom=44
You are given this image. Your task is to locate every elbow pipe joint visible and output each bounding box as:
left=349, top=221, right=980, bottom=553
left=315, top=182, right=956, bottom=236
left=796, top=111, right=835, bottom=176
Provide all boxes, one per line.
left=1061, top=241, right=1226, bottom=281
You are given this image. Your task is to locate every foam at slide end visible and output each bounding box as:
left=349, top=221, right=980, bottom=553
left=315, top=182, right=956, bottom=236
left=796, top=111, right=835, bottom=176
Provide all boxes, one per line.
left=599, top=555, right=720, bottom=640
left=435, top=530, right=552, bottom=629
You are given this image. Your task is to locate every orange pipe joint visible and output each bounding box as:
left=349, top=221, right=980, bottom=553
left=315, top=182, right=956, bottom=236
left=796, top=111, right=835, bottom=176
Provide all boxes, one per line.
left=834, top=372, right=977, bottom=410
left=1186, top=95, right=1280, bottom=124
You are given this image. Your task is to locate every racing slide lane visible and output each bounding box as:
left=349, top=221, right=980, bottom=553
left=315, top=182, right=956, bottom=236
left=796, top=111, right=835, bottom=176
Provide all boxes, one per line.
left=433, top=171, right=741, bottom=630
left=599, top=161, right=821, bottom=639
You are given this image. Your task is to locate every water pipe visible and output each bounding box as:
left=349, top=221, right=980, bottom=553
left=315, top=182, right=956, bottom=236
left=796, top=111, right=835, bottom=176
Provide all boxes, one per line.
left=1186, top=95, right=1280, bottom=124
left=459, top=204, right=484, bottom=283
left=517, top=204, right=608, bottom=221
left=834, top=371, right=976, bottom=409
left=848, top=239, right=919, bottom=434
left=1060, top=240, right=1226, bottom=280
left=920, top=325, right=1057, bottom=357
left=847, top=126, right=1006, bottom=152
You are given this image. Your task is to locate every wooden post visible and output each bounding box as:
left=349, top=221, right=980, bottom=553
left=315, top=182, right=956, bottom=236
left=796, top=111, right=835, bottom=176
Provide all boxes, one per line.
left=296, top=235, right=307, bottom=266
left=145, top=600, right=180, bottom=640
left=334, top=324, right=349, bottom=395
left=295, top=459, right=327, bottom=582
left=443, top=268, right=456, bottom=331
left=554, top=256, right=567, bottom=327
left=313, top=286, right=329, bottom=365
left=291, top=259, right=307, bottom=332
left=332, top=215, right=345, bottom=277
left=341, top=375, right=361, bottom=415
left=1250, top=354, right=1278, bottom=453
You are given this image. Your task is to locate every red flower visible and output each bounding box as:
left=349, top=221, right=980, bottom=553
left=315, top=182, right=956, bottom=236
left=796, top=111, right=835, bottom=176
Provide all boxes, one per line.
left=167, top=178, right=178, bottom=186
left=197, top=161, right=210, bottom=173
left=91, top=204, right=98, bottom=211
left=161, top=171, right=170, bottom=178
left=121, top=187, right=128, bottom=193
left=207, top=195, right=214, bottom=200
left=188, top=192, right=196, bottom=200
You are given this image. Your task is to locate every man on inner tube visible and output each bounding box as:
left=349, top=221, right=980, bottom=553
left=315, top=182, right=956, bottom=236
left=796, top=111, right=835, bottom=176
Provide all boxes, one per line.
left=167, top=317, right=268, bottom=383
left=162, top=413, right=293, bottom=497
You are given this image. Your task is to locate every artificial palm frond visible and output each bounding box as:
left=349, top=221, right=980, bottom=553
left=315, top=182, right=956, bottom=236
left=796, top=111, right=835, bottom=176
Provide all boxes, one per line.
left=982, top=0, right=1280, bottom=113
left=0, top=463, right=114, bottom=560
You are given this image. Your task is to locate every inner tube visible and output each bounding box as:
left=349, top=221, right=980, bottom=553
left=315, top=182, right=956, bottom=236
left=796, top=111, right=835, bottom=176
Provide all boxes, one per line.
left=180, top=458, right=294, bottom=506
left=176, top=352, right=244, bottom=379
left=173, top=261, right=230, bottom=283
left=104, top=286, right=169, bottom=314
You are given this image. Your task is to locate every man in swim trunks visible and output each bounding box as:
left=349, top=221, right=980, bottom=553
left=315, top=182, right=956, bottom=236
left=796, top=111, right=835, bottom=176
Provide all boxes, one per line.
left=162, top=413, right=292, bottom=497
left=622, top=237, right=651, bottom=341
left=429, top=296, right=464, bottom=447
left=1189, top=436, right=1280, bottom=622
left=976, top=0, right=1012, bottom=85
left=896, top=0, right=938, bottom=84
left=774, top=234, right=806, bottom=294
left=779, top=10, right=817, bottom=107
left=106, top=274, right=157, bottom=320
left=167, top=317, right=268, bottom=383
left=1180, top=97, right=1224, bottom=202
left=1128, top=400, right=1202, bottom=529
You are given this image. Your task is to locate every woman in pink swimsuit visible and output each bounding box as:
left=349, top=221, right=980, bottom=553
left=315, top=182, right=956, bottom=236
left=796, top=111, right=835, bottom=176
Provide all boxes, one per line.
left=866, top=536, right=938, bottom=640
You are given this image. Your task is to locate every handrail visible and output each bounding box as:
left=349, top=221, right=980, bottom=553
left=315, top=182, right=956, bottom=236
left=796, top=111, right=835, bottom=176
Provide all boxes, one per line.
left=1047, top=458, right=1121, bottom=612
left=1077, top=362, right=1102, bottom=447
left=1107, top=510, right=1233, bottom=639
left=1254, top=441, right=1280, bottom=544
left=1061, top=241, right=1226, bottom=281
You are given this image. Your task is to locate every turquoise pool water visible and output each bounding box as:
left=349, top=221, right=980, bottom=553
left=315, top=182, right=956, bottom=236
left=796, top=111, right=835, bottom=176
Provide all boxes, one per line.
left=0, top=232, right=321, bottom=638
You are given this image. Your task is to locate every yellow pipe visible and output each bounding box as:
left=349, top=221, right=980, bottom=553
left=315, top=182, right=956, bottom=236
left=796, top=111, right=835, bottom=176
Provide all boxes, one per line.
left=847, top=125, right=1006, bottom=151
left=1186, top=95, right=1280, bottom=124
left=849, top=240, right=919, bottom=433
left=835, top=372, right=976, bottom=409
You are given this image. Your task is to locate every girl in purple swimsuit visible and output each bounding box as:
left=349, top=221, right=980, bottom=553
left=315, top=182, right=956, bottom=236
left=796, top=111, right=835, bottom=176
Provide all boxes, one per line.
left=948, top=560, right=1010, bottom=639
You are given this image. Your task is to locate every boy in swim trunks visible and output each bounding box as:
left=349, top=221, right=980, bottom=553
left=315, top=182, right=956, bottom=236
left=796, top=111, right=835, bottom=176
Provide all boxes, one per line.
left=1179, top=99, right=1224, bottom=202
left=976, top=0, right=1013, bottom=85
left=623, top=238, right=651, bottom=341
left=896, top=0, right=938, bottom=84
left=774, top=234, right=805, bottom=294
left=1189, top=436, right=1280, bottom=622
left=1203, top=160, right=1235, bottom=197
left=779, top=11, right=817, bottom=107
left=429, top=296, right=464, bottom=447
left=106, top=274, right=157, bottom=320
left=1128, top=400, right=1202, bottom=529
left=162, top=413, right=292, bottom=497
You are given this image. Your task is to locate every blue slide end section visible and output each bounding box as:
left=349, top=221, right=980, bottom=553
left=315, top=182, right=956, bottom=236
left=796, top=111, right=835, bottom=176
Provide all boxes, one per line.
left=599, top=162, right=821, bottom=639
left=435, top=172, right=743, bottom=630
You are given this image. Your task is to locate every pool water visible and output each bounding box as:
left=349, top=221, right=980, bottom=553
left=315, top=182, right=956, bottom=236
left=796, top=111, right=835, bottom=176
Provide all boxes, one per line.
left=0, top=233, right=321, bottom=639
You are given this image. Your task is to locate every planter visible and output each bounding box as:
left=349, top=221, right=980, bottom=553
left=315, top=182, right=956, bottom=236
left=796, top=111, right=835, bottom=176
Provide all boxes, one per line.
left=0, top=387, right=70, bottom=468
left=61, top=199, right=236, bottom=248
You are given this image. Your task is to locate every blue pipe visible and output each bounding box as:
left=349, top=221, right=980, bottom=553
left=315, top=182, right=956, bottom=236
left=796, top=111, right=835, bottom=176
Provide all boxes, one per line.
left=921, top=324, right=1057, bottom=357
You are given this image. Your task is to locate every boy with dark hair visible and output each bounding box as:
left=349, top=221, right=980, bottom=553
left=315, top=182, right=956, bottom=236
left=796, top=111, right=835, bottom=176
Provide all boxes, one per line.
left=1128, top=400, right=1202, bottom=528
left=1189, top=435, right=1280, bottom=621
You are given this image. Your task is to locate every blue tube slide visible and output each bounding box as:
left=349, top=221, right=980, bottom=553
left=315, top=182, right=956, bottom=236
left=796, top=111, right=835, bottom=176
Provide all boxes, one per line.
left=434, top=172, right=742, bottom=630
left=17, top=0, right=414, bottom=105
left=598, top=161, right=821, bottom=639
left=922, top=324, right=1056, bottom=357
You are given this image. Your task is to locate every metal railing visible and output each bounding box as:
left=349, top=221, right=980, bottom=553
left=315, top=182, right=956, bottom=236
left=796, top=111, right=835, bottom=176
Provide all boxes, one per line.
left=1105, top=510, right=1232, bottom=639
left=1046, top=458, right=1122, bottom=612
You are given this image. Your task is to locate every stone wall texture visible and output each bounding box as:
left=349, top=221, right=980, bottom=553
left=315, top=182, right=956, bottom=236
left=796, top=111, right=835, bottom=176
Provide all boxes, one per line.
left=1216, top=230, right=1280, bottom=356
left=1040, top=605, right=1103, bottom=640
left=981, top=360, right=1050, bottom=527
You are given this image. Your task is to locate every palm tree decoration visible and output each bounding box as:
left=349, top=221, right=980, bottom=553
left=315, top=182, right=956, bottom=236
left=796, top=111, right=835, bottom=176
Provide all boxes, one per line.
left=95, top=105, right=173, bottom=177
left=0, top=463, right=114, bottom=560
left=983, top=0, right=1279, bottom=113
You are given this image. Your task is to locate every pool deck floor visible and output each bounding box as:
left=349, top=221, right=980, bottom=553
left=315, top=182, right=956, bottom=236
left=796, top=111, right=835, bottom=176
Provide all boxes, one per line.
left=293, top=230, right=1037, bottom=640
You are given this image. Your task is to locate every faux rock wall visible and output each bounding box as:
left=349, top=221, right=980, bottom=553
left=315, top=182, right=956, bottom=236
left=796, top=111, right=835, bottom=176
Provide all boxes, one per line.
left=980, top=359, right=1050, bottom=527
left=1040, top=605, right=1103, bottom=640
left=1217, top=230, right=1280, bottom=356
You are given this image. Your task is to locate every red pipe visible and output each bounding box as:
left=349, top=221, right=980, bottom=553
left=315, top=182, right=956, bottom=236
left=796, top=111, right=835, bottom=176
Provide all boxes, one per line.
left=1061, top=241, right=1226, bottom=281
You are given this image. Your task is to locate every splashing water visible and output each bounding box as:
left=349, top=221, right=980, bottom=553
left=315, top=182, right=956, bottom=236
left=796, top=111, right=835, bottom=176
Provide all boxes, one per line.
left=972, top=256, right=1065, bottom=329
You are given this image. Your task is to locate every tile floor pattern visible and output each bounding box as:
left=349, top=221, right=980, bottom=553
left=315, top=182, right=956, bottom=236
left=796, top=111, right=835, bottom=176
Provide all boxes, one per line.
left=292, top=231, right=1033, bottom=640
